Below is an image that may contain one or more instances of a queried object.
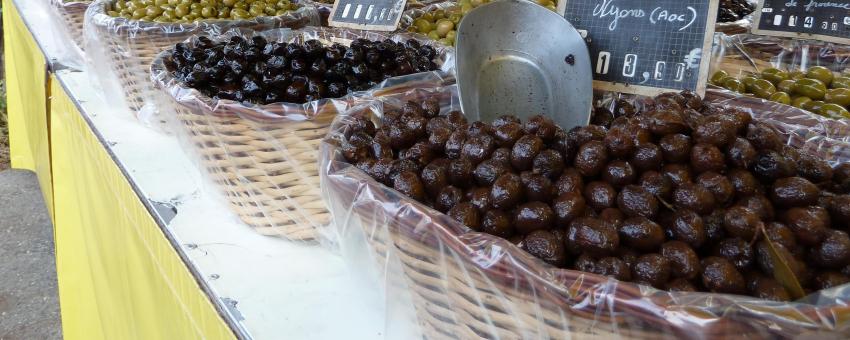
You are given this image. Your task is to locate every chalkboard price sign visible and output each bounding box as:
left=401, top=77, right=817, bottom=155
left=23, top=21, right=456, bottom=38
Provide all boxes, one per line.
left=557, top=0, right=719, bottom=96
left=753, top=0, right=850, bottom=44
left=328, top=0, right=406, bottom=31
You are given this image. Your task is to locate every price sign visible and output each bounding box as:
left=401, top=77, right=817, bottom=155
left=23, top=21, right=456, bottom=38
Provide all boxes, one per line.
left=753, top=0, right=850, bottom=44
left=557, top=0, right=719, bottom=96
left=328, top=0, right=407, bottom=31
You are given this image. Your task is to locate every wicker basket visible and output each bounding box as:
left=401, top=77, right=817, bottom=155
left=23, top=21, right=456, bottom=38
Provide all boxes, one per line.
left=52, top=0, right=90, bottom=52
left=152, top=28, right=455, bottom=241
left=321, top=87, right=850, bottom=339
left=85, top=0, right=319, bottom=114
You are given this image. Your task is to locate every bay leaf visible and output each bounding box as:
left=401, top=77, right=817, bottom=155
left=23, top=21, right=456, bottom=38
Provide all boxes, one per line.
left=760, top=228, right=806, bottom=300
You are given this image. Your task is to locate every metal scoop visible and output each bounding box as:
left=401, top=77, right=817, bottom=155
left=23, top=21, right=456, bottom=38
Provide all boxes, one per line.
left=456, top=0, right=592, bottom=130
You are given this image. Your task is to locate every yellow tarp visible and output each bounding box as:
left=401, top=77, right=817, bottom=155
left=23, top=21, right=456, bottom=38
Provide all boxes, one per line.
left=3, top=0, right=53, bottom=216
left=51, top=78, right=235, bottom=340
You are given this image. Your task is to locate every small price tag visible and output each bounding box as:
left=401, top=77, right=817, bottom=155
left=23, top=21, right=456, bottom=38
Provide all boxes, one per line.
left=328, top=0, right=407, bottom=31
left=557, top=0, right=719, bottom=96
left=753, top=0, right=850, bottom=45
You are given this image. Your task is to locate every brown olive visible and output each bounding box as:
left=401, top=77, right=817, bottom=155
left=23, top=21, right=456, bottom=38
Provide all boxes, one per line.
left=552, top=192, right=586, bottom=226
left=494, top=122, right=523, bottom=147
left=696, top=172, right=734, bottom=205
left=523, top=230, right=567, bottom=266
left=567, top=217, right=619, bottom=257
left=701, top=256, right=746, bottom=294
left=524, top=115, right=558, bottom=142
left=811, top=230, right=850, bottom=268
left=764, top=222, right=797, bottom=250
left=492, top=115, right=521, bottom=128
left=659, top=133, right=692, bottom=163
left=444, top=130, right=467, bottom=159
left=812, top=271, right=850, bottom=290
left=596, top=257, right=632, bottom=281
left=426, top=116, right=450, bottom=135
left=448, top=202, right=481, bottom=231
left=726, top=137, right=757, bottom=169
left=466, top=187, right=493, bottom=212
left=584, top=181, right=618, bottom=211
left=533, top=149, right=565, bottom=180
left=713, top=237, right=754, bottom=271
left=599, top=208, right=625, bottom=227
left=769, top=176, right=819, bottom=208
left=662, top=164, right=693, bottom=188
left=461, top=135, right=496, bottom=164
left=834, top=163, right=850, bottom=193
left=387, top=122, right=417, bottom=149
left=473, top=159, right=509, bottom=187
left=604, top=126, right=635, bottom=158
left=394, top=171, right=426, bottom=201
left=573, top=253, right=597, bottom=273
left=638, top=171, right=674, bottom=200
left=603, top=160, right=636, bottom=188
left=435, top=186, right=463, bottom=213
left=691, top=143, right=725, bottom=174
left=756, top=241, right=805, bottom=279
left=555, top=168, right=584, bottom=195
left=829, top=195, right=850, bottom=225
left=420, top=159, right=450, bottom=197
left=520, top=172, right=555, bottom=203
left=736, top=195, right=775, bottom=222
left=782, top=206, right=829, bottom=246
left=632, top=253, right=672, bottom=288
left=723, top=206, right=760, bottom=240
left=661, top=241, right=700, bottom=279
left=511, top=135, right=544, bottom=171
left=591, top=107, right=614, bottom=128
left=491, top=173, right=524, bottom=210
left=749, top=276, right=791, bottom=301
left=568, top=125, right=607, bottom=147
left=515, top=202, right=555, bottom=234
left=728, top=169, right=761, bottom=197
left=704, top=208, right=727, bottom=243
left=669, top=209, right=707, bottom=248
left=467, top=121, right=494, bottom=137
left=746, top=123, right=783, bottom=151
left=448, top=158, right=474, bottom=188
left=754, top=151, right=797, bottom=182
left=796, top=153, right=833, bottom=184
left=402, top=142, right=434, bottom=167
left=666, top=278, right=697, bottom=292
left=673, top=183, right=716, bottom=214
left=616, top=185, right=659, bottom=218
left=575, top=140, right=609, bottom=177
left=445, top=111, right=468, bottom=128
left=491, top=147, right=511, bottom=165
left=646, top=109, right=688, bottom=135
left=619, top=216, right=665, bottom=251
left=694, top=115, right=736, bottom=147
left=631, top=143, right=663, bottom=171
left=482, top=210, right=514, bottom=238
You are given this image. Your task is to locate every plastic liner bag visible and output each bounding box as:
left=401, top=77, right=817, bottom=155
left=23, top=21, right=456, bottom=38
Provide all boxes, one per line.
left=151, top=26, right=455, bottom=243
left=47, top=0, right=90, bottom=70
left=321, top=84, right=850, bottom=339
left=84, top=0, right=320, bottom=129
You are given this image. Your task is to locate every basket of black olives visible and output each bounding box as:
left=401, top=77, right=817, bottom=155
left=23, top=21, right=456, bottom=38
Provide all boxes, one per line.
left=51, top=0, right=91, bottom=52
left=714, top=0, right=755, bottom=35
left=322, top=84, right=850, bottom=338
left=151, top=27, right=452, bottom=241
left=85, top=0, right=320, bottom=117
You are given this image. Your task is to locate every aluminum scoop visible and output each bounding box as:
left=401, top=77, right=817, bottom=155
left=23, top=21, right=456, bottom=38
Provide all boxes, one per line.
left=456, top=0, right=592, bottom=130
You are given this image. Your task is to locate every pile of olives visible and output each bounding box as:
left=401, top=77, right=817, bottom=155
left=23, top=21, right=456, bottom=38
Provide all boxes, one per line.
left=107, top=0, right=301, bottom=22
left=717, top=0, right=754, bottom=23
left=712, top=67, right=850, bottom=119
left=340, top=91, right=850, bottom=299
left=168, top=35, right=439, bottom=104
left=406, top=0, right=556, bottom=46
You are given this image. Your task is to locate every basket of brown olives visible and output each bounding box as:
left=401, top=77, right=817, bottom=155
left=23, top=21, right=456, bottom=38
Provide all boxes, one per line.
left=323, top=84, right=850, bottom=338
left=85, top=0, right=320, bottom=116
left=714, top=0, right=755, bottom=34
left=151, top=27, right=452, bottom=241
left=51, top=0, right=91, bottom=52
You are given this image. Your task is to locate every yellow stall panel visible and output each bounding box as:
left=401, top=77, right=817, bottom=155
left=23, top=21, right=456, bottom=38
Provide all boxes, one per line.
left=50, top=81, right=234, bottom=340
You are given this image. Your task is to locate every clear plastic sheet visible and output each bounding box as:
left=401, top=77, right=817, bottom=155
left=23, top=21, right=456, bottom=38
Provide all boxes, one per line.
left=84, top=0, right=320, bottom=128
left=151, top=26, right=455, bottom=243
left=321, top=84, right=850, bottom=339
left=47, top=0, right=90, bottom=70
left=710, top=33, right=850, bottom=80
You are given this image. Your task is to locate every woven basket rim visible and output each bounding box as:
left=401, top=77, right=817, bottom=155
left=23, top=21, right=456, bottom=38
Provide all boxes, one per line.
left=52, top=0, right=91, bottom=8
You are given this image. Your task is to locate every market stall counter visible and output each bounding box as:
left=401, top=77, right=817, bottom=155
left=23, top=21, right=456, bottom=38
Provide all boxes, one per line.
left=4, top=0, right=393, bottom=338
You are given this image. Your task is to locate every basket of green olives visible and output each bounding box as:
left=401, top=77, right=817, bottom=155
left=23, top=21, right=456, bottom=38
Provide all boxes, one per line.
left=400, top=0, right=557, bottom=46
left=710, top=66, right=850, bottom=120
left=50, top=0, right=91, bottom=52
left=150, top=27, right=453, bottom=241
left=325, top=85, right=850, bottom=338
left=85, top=0, right=320, bottom=116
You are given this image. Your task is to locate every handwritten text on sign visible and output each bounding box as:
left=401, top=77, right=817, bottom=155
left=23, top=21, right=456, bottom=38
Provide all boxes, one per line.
left=560, top=0, right=718, bottom=96
left=753, top=0, right=850, bottom=44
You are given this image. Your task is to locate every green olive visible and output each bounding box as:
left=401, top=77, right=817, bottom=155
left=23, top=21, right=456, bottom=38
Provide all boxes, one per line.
left=107, top=0, right=296, bottom=21
left=711, top=70, right=729, bottom=86
left=803, top=100, right=826, bottom=113
left=832, top=77, right=850, bottom=89
left=436, top=20, right=454, bottom=37
left=825, top=88, right=850, bottom=107
left=414, top=18, right=432, bottom=33
left=751, top=79, right=776, bottom=99
left=761, top=68, right=788, bottom=85
left=806, top=66, right=835, bottom=85
left=741, top=76, right=758, bottom=91
left=427, top=31, right=440, bottom=40
left=788, top=70, right=807, bottom=80
left=792, top=96, right=812, bottom=108
left=769, top=92, right=792, bottom=105
left=777, top=79, right=796, bottom=94
left=722, top=78, right=745, bottom=93
left=793, top=78, right=827, bottom=100
left=820, top=103, right=850, bottom=119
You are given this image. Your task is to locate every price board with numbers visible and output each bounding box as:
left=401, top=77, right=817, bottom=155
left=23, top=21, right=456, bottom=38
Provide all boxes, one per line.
left=328, top=0, right=407, bottom=31
left=753, top=0, right=850, bottom=45
left=556, top=0, right=719, bottom=96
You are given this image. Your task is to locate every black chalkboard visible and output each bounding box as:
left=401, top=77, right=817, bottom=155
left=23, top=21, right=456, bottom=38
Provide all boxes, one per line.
left=753, top=0, right=850, bottom=44
left=328, top=0, right=406, bottom=31
left=557, top=0, right=719, bottom=96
